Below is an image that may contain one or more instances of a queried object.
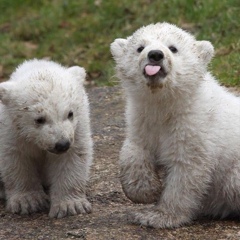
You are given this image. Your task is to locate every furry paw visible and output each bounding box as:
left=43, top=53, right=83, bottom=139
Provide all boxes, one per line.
left=121, top=175, right=161, bottom=204
left=122, top=184, right=161, bottom=204
left=6, top=191, right=49, bottom=215
left=49, top=197, right=92, bottom=218
left=128, top=207, right=190, bottom=229
left=120, top=148, right=162, bottom=203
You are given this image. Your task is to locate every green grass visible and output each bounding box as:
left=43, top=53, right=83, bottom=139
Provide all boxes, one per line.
left=0, top=0, right=239, bottom=86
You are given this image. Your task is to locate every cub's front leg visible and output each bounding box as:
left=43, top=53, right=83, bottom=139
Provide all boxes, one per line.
left=1, top=152, right=49, bottom=214
left=120, top=139, right=161, bottom=204
left=47, top=151, right=92, bottom=218
left=130, top=158, right=212, bottom=228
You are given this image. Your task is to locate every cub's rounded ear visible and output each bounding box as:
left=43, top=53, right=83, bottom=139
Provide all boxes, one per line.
left=110, top=38, right=128, bottom=59
left=195, top=41, right=214, bottom=65
left=0, top=81, right=14, bottom=105
left=68, top=66, right=86, bottom=84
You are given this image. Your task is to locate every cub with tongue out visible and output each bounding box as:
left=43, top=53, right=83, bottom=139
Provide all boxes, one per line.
left=110, top=22, right=240, bottom=228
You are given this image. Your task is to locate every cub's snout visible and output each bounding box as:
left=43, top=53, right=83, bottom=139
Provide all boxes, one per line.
left=52, top=139, right=71, bottom=154
left=144, top=49, right=167, bottom=88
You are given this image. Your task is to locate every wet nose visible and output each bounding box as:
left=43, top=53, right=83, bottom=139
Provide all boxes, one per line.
left=148, top=50, right=164, bottom=63
left=54, top=140, right=70, bottom=153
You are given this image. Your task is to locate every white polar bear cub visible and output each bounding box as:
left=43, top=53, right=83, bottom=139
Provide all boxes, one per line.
left=0, top=59, right=93, bottom=218
left=111, top=22, right=240, bottom=228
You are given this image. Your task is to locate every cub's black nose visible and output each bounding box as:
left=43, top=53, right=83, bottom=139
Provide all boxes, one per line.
left=54, top=140, right=70, bottom=153
left=148, top=50, right=164, bottom=63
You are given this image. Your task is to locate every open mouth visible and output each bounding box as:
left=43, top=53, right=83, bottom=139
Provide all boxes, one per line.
left=143, top=64, right=167, bottom=79
left=143, top=64, right=167, bottom=89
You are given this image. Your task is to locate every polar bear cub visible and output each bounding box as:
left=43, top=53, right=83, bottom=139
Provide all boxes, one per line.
left=111, top=22, right=240, bottom=228
left=0, top=59, right=93, bottom=218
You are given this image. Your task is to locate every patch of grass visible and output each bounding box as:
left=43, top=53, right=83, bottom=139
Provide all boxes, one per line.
left=0, top=0, right=239, bottom=86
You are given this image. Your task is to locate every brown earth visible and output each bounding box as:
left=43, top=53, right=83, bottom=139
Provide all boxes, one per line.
left=0, top=86, right=240, bottom=240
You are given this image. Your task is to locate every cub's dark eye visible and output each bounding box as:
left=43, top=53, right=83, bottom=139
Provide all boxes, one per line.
left=68, top=111, right=73, bottom=120
left=169, top=46, right=178, bottom=53
left=137, top=46, right=144, bottom=53
left=35, top=117, right=46, bottom=125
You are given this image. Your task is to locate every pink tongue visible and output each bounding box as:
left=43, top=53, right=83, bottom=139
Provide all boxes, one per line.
left=145, top=65, right=161, bottom=76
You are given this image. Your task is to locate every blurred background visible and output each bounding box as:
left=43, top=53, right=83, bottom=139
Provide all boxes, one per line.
left=0, top=0, right=239, bottom=86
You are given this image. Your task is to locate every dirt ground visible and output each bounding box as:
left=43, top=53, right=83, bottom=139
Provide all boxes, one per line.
left=0, top=86, right=240, bottom=240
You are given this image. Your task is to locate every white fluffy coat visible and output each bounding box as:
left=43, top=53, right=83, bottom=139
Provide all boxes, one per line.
left=111, top=22, right=240, bottom=228
left=0, top=59, right=93, bottom=218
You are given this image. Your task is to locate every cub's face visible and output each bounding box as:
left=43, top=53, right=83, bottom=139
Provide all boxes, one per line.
left=111, top=22, right=214, bottom=90
left=0, top=64, right=86, bottom=154
left=13, top=98, right=78, bottom=154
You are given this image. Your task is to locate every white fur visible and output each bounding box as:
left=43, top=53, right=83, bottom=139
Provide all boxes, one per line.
left=111, top=22, right=240, bottom=228
left=0, top=59, right=93, bottom=218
